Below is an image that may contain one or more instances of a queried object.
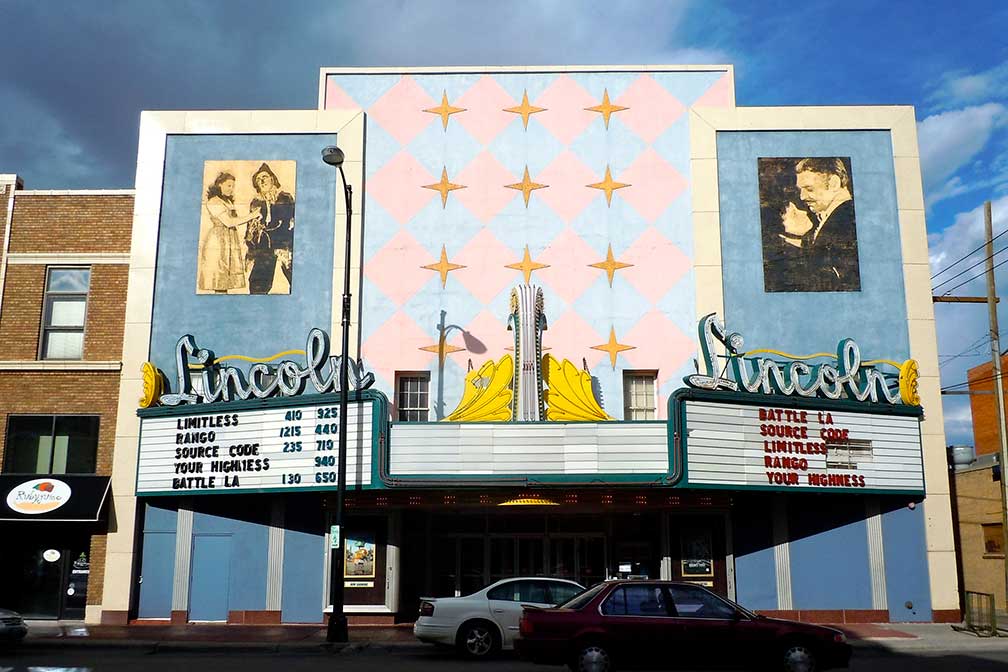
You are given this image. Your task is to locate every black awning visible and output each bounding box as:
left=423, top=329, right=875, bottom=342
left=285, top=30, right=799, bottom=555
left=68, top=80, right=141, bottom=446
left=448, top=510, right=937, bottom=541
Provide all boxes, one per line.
left=1, top=474, right=111, bottom=522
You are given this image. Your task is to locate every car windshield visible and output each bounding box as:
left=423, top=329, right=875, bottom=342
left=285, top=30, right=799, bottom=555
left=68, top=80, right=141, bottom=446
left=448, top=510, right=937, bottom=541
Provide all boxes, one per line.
left=557, top=582, right=608, bottom=610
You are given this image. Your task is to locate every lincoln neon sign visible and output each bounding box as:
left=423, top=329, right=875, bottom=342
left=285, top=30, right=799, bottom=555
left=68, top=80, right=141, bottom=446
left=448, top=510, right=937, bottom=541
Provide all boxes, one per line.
left=685, top=314, right=919, bottom=406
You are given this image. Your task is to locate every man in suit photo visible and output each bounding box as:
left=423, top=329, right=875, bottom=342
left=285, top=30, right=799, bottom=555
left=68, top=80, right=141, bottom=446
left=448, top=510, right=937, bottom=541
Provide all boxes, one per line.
left=761, top=156, right=861, bottom=292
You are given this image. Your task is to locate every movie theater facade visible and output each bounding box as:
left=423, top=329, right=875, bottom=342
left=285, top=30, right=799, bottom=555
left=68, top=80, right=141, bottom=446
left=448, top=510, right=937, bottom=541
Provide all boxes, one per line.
left=95, top=66, right=955, bottom=626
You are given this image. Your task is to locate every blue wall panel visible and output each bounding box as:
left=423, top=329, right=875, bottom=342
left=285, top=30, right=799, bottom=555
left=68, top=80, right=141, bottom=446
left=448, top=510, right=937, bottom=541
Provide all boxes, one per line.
left=881, top=501, right=932, bottom=621
left=150, top=133, right=337, bottom=381
left=191, top=499, right=270, bottom=612
left=732, top=495, right=778, bottom=609
left=281, top=499, right=325, bottom=623
left=788, top=497, right=873, bottom=609
left=716, top=131, right=908, bottom=361
left=137, top=501, right=178, bottom=618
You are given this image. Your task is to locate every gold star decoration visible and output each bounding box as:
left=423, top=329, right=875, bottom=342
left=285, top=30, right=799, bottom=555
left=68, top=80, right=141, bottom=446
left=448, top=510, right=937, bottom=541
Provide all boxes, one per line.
left=587, top=165, right=630, bottom=206
left=585, top=88, right=628, bottom=129
left=421, top=245, right=466, bottom=288
left=589, top=244, right=634, bottom=286
left=505, top=166, right=548, bottom=207
left=423, top=167, right=466, bottom=207
left=505, top=245, right=550, bottom=284
left=503, top=89, right=546, bottom=129
left=424, top=90, right=466, bottom=130
left=419, top=336, right=466, bottom=366
left=591, top=327, right=635, bottom=369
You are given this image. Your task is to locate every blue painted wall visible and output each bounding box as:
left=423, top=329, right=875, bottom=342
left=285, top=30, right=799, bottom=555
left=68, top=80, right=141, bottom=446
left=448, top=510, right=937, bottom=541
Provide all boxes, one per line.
left=787, top=496, right=873, bottom=609
left=716, top=131, right=908, bottom=360
left=189, top=534, right=232, bottom=621
left=881, top=501, right=932, bottom=621
left=137, top=501, right=177, bottom=618
left=150, top=133, right=337, bottom=380
left=281, top=497, right=325, bottom=622
left=732, top=495, right=777, bottom=609
left=190, top=498, right=270, bottom=613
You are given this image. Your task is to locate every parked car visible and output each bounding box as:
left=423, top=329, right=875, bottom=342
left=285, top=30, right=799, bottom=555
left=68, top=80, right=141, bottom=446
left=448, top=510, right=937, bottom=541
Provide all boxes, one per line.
left=0, top=608, right=27, bottom=644
left=414, top=577, right=584, bottom=658
left=516, top=580, right=851, bottom=672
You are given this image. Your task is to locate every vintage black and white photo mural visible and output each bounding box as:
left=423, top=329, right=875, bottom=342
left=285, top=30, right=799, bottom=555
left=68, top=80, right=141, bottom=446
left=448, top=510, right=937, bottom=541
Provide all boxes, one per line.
left=758, top=157, right=860, bottom=292
left=196, top=160, right=296, bottom=295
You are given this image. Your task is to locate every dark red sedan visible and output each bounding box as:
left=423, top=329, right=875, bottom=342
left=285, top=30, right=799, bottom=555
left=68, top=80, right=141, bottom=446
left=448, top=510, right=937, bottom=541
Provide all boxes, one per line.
left=516, top=580, right=850, bottom=672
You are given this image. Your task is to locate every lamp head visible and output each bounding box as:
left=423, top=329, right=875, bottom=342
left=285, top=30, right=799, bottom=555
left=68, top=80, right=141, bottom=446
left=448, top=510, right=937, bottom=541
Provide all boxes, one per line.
left=321, top=146, right=345, bottom=167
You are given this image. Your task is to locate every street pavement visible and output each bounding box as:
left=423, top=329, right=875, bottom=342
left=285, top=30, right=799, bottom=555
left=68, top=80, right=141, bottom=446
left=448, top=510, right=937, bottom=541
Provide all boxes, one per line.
left=3, top=622, right=1008, bottom=671
left=2, top=641, right=1008, bottom=671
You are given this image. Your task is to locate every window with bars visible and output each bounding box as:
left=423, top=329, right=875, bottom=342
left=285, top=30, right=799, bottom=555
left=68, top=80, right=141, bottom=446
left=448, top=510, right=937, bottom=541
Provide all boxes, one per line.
left=623, top=371, right=657, bottom=420
left=396, top=373, right=430, bottom=422
left=40, top=267, right=91, bottom=360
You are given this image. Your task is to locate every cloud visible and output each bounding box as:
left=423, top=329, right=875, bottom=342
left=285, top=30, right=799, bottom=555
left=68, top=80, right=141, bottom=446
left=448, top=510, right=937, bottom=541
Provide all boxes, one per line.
left=928, top=60, right=1008, bottom=110
left=0, top=0, right=731, bottom=189
left=917, top=103, right=1006, bottom=193
left=930, top=195, right=1008, bottom=446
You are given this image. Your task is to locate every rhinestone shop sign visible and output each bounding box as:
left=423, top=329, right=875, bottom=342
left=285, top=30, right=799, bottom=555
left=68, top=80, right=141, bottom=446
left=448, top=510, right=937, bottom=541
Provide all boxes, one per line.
left=136, top=393, right=384, bottom=495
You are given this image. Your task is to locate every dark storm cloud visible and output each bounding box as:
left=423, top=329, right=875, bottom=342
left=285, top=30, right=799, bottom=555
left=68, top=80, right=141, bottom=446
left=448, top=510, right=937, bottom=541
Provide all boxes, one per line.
left=0, top=0, right=723, bottom=189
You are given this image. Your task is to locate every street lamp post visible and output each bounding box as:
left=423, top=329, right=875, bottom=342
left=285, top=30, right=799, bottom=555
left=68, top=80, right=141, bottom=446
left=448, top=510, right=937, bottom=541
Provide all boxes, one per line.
left=322, top=145, right=352, bottom=643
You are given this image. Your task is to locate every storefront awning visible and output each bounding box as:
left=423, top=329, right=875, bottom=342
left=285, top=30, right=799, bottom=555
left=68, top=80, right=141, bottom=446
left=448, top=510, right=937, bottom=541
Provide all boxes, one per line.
left=0, top=474, right=111, bottom=522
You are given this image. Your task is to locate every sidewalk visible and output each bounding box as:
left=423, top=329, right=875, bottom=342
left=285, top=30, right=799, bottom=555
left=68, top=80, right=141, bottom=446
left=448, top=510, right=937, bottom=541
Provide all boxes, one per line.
left=20, top=621, right=416, bottom=652
left=18, top=620, right=1008, bottom=654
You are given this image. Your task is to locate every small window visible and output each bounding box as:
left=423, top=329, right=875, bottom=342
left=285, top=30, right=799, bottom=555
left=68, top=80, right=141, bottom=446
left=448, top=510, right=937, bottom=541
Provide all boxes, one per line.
left=623, top=371, right=657, bottom=420
left=487, top=581, right=519, bottom=601
left=41, top=267, right=90, bottom=360
left=667, top=584, right=737, bottom=619
left=549, top=582, right=583, bottom=605
left=395, top=372, right=430, bottom=422
left=602, top=585, right=668, bottom=616
left=4, top=415, right=99, bottom=474
left=983, top=523, right=1004, bottom=556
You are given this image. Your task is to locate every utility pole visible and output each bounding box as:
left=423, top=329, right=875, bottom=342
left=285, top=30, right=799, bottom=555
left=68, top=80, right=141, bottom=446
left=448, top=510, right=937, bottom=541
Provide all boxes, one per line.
left=982, top=199, right=1008, bottom=608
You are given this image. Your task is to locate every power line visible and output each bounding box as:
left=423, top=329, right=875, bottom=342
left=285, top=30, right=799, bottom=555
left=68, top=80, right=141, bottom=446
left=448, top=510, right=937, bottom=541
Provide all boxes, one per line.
left=941, top=255, right=1008, bottom=296
left=933, top=245, right=1008, bottom=292
left=931, top=228, right=1008, bottom=280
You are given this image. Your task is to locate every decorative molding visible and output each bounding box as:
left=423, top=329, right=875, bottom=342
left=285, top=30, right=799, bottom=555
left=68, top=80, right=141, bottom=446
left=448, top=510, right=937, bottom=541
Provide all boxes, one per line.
left=865, top=497, right=889, bottom=610
left=772, top=495, right=793, bottom=610
left=5, top=253, right=131, bottom=265
left=0, top=360, right=122, bottom=371
left=171, top=504, right=193, bottom=612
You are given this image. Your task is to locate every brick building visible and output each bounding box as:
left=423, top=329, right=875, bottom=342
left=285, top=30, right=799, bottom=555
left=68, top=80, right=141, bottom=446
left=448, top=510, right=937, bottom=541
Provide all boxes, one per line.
left=954, top=356, right=1008, bottom=610
left=0, top=173, right=133, bottom=621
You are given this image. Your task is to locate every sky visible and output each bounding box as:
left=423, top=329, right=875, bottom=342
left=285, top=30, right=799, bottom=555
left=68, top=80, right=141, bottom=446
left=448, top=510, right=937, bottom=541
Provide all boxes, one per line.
left=2, top=0, right=1007, bottom=445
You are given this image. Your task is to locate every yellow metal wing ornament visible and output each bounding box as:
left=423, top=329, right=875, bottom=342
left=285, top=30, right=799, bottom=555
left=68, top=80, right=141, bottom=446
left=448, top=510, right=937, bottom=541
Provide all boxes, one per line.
left=444, top=355, right=515, bottom=422
left=139, top=361, right=164, bottom=409
left=542, top=354, right=613, bottom=421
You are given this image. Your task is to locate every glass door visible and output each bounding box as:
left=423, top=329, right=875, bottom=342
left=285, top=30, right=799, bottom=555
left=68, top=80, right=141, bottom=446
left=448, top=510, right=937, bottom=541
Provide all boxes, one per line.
left=19, top=546, right=62, bottom=619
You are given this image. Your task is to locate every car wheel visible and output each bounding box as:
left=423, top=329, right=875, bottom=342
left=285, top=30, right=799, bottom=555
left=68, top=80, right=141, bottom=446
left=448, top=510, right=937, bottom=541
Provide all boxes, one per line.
left=571, top=643, right=613, bottom=672
left=781, top=642, right=817, bottom=672
left=457, top=620, right=500, bottom=658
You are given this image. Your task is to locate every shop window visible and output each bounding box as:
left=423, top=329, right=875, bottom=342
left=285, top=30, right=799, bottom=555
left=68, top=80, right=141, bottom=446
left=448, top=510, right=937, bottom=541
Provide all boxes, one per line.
left=983, top=523, right=1004, bottom=556
left=623, top=371, right=657, bottom=420
left=40, top=267, right=91, bottom=360
left=395, top=372, right=429, bottom=422
left=3, top=415, right=98, bottom=474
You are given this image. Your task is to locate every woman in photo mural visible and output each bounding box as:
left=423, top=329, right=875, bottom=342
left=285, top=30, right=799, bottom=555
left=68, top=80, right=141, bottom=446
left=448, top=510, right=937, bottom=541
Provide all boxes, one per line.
left=246, top=162, right=295, bottom=294
left=198, top=171, right=261, bottom=293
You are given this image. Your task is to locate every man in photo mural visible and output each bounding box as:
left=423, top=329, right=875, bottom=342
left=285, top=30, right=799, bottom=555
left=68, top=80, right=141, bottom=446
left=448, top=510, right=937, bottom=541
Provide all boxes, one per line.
left=779, top=157, right=860, bottom=291
left=246, top=162, right=295, bottom=294
left=760, top=156, right=861, bottom=292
